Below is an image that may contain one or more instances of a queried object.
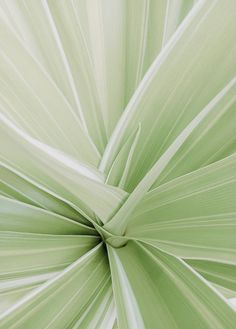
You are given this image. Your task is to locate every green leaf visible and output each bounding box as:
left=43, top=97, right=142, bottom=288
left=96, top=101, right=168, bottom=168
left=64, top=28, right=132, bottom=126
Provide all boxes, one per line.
left=124, top=0, right=196, bottom=103
left=0, top=7, right=100, bottom=164
left=108, top=241, right=236, bottom=329
left=0, top=243, right=113, bottom=329
left=101, top=0, right=236, bottom=191
left=126, top=154, right=236, bottom=263
left=0, top=231, right=100, bottom=318
left=105, top=78, right=236, bottom=235
left=72, top=0, right=127, bottom=138
left=106, top=124, right=141, bottom=189
left=0, top=115, right=127, bottom=224
left=0, top=196, right=96, bottom=235
left=0, top=231, right=99, bottom=279
left=151, top=78, right=236, bottom=187
left=186, top=259, right=236, bottom=294
left=0, top=0, right=235, bottom=327
left=0, top=166, right=85, bottom=221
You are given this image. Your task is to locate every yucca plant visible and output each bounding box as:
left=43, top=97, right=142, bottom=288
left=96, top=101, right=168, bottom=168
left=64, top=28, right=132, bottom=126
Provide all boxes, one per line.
left=0, top=0, right=236, bottom=328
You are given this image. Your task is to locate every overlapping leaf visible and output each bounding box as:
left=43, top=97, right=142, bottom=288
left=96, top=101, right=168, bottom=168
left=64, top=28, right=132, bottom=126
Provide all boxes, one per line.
left=108, top=241, right=236, bottom=329
left=0, top=0, right=235, bottom=328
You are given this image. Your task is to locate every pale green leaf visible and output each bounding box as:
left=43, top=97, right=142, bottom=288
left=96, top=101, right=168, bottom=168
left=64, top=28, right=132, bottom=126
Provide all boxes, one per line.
left=126, top=154, right=236, bottom=263
left=0, top=196, right=96, bottom=235
left=186, top=259, right=236, bottom=294
left=0, top=115, right=127, bottom=224
left=108, top=241, right=236, bottom=329
left=0, top=6, right=100, bottom=164
left=0, top=0, right=235, bottom=327
left=0, top=166, right=85, bottom=221
left=101, top=0, right=236, bottom=191
left=124, top=0, right=196, bottom=102
left=0, top=232, right=98, bottom=279
left=0, top=243, right=112, bottom=329
left=106, top=124, right=141, bottom=189
left=105, top=78, right=236, bottom=235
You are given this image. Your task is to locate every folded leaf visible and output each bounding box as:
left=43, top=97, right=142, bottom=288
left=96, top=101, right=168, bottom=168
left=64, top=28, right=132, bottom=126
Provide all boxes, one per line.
left=0, top=115, right=127, bottom=224
left=106, top=124, right=140, bottom=189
